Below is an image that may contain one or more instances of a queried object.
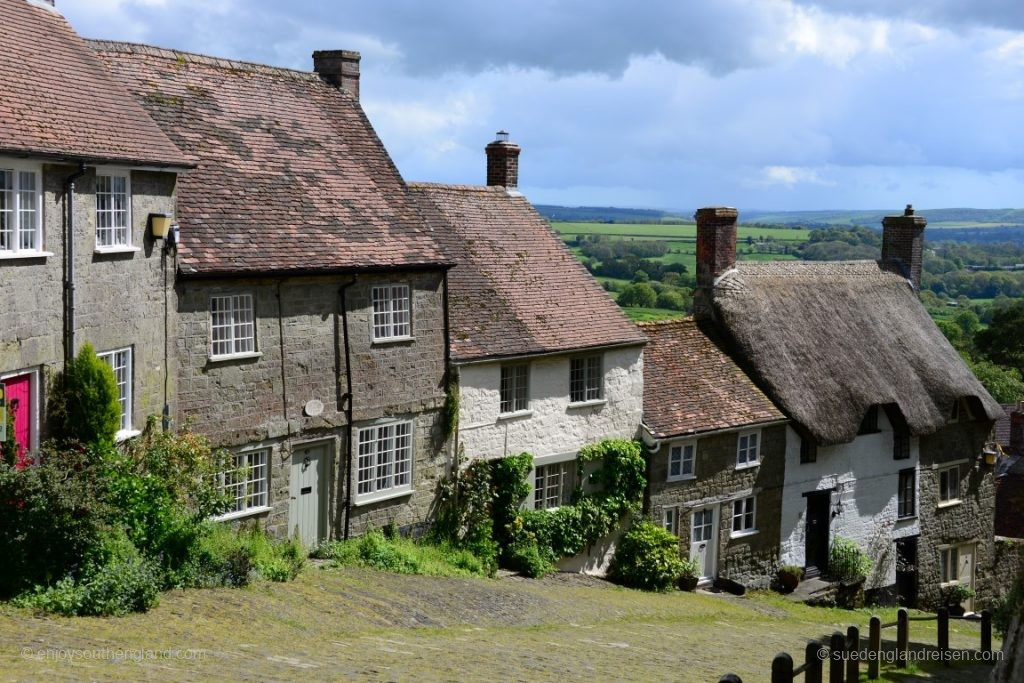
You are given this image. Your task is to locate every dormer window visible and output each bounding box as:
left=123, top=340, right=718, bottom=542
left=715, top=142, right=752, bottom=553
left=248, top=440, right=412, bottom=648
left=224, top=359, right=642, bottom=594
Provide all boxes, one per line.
left=96, top=171, right=131, bottom=249
left=858, top=406, right=879, bottom=435
left=950, top=398, right=975, bottom=423
left=0, top=162, right=42, bottom=255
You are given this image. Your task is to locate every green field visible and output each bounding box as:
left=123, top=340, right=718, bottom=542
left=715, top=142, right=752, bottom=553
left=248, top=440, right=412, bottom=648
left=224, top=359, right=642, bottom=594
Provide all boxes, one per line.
left=622, top=307, right=685, bottom=322
left=553, top=221, right=809, bottom=242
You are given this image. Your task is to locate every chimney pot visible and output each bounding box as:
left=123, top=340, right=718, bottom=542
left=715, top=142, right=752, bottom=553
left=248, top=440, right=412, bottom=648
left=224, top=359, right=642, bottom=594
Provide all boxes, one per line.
left=693, top=206, right=739, bottom=318
left=881, top=204, right=927, bottom=289
left=485, top=131, right=521, bottom=188
left=312, top=50, right=360, bottom=100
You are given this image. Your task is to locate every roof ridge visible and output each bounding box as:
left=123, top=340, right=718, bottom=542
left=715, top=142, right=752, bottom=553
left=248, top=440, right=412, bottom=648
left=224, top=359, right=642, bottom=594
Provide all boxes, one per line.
left=408, top=181, right=505, bottom=193
left=87, top=39, right=320, bottom=81
left=636, top=317, right=693, bottom=327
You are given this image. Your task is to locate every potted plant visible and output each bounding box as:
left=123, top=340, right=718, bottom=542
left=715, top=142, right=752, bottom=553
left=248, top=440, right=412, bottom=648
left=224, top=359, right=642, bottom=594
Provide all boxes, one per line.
left=829, top=537, right=871, bottom=609
left=677, top=558, right=700, bottom=592
left=942, top=584, right=975, bottom=617
left=777, top=564, right=804, bottom=593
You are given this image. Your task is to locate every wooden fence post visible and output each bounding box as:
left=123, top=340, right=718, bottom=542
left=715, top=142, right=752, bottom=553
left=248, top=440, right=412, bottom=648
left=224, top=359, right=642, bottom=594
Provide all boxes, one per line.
left=771, top=653, right=794, bottom=683
left=805, top=641, right=823, bottom=683
left=868, top=615, right=881, bottom=680
left=937, top=606, right=949, bottom=664
left=896, top=608, right=909, bottom=669
left=829, top=631, right=845, bottom=683
left=846, top=625, right=860, bottom=682
left=981, top=610, right=992, bottom=655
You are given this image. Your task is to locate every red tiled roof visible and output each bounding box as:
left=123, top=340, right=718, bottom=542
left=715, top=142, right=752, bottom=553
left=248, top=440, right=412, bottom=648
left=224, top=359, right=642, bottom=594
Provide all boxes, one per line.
left=92, top=41, right=448, bottom=276
left=0, top=0, right=189, bottom=167
left=994, top=404, right=1016, bottom=449
left=409, top=183, right=646, bottom=361
left=639, top=318, right=785, bottom=439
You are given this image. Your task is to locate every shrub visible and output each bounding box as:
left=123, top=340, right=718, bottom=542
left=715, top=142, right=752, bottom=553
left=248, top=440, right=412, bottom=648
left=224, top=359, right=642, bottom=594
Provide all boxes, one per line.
left=994, top=573, right=1023, bottom=636
left=48, top=344, right=121, bottom=446
left=313, top=530, right=490, bottom=578
left=431, top=457, right=498, bottom=575
left=193, top=524, right=304, bottom=587
left=828, top=537, right=871, bottom=582
left=609, top=521, right=685, bottom=591
left=941, top=583, right=975, bottom=608
left=617, top=282, right=657, bottom=308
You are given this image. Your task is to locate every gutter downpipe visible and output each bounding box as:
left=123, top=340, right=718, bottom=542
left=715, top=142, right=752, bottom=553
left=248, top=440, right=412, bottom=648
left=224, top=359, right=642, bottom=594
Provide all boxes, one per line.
left=63, top=162, right=87, bottom=368
left=442, top=269, right=455, bottom=480
left=339, top=276, right=357, bottom=540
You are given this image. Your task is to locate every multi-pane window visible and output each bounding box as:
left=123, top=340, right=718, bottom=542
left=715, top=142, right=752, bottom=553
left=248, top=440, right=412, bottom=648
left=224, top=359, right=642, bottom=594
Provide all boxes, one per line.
left=95, top=173, right=130, bottom=247
left=893, top=432, right=910, bottom=460
left=356, top=421, right=413, bottom=498
left=569, top=355, right=602, bottom=403
left=940, top=546, right=959, bottom=584
left=800, top=435, right=817, bottom=464
left=98, top=348, right=132, bottom=433
left=534, top=461, right=573, bottom=509
left=220, top=449, right=269, bottom=515
left=663, top=507, right=677, bottom=534
left=898, top=468, right=916, bottom=519
left=210, top=294, right=255, bottom=357
left=732, top=496, right=756, bottom=534
left=371, top=285, right=411, bottom=340
left=668, top=442, right=695, bottom=481
left=736, top=431, right=760, bottom=467
left=0, top=166, right=42, bottom=253
left=499, top=363, right=529, bottom=414
left=939, top=465, right=960, bottom=503
left=692, top=508, right=714, bottom=543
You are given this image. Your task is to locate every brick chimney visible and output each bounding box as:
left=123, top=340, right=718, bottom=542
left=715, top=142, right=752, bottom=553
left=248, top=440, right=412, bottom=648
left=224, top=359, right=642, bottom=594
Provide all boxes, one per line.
left=693, top=207, right=738, bottom=318
left=881, top=204, right=927, bottom=289
left=1011, top=402, right=1024, bottom=456
left=312, top=50, right=360, bottom=100
left=485, top=131, right=520, bottom=188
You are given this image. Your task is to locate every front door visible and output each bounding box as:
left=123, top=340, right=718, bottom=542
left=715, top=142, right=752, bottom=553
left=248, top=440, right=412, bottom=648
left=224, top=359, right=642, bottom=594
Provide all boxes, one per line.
left=1, top=373, right=33, bottom=468
left=958, top=544, right=975, bottom=612
left=289, top=443, right=328, bottom=547
left=690, top=506, right=717, bottom=582
left=895, top=536, right=918, bottom=608
left=805, top=491, right=831, bottom=577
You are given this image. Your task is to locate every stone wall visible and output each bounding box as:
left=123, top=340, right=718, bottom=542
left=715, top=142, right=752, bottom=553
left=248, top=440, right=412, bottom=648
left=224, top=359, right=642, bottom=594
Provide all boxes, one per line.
left=648, top=423, right=786, bottom=588
left=0, top=160, right=178, bottom=444
left=916, top=420, right=996, bottom=610
left=176, top=270, right=449, bottom=541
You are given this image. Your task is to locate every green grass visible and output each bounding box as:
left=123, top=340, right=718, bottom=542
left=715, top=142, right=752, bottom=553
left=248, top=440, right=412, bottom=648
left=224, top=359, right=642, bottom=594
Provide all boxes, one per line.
left=553, top=221, right=809, bottom=242
left=621, top=307, right=686, bottom=322
left=312, top=530, right=490, bottom=578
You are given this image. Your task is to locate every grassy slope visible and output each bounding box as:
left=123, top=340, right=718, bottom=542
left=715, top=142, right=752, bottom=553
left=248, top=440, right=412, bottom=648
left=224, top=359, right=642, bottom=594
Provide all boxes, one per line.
left=0, top=568, right=997, bottom=681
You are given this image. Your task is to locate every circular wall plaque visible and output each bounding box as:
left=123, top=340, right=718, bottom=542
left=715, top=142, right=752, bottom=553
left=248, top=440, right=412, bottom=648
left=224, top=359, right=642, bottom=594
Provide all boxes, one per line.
left=304, top=399, right=324, bottom=417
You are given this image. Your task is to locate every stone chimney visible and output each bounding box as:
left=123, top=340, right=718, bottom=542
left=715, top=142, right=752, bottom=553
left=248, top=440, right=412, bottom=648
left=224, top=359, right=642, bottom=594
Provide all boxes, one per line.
left=881, top=204, right=927, bottom=289
left=312, top=50, right=360, bottom=100
left=693, top=207, right=738, bottom=318
left=1011, top=402, right=1024, bottom=456
left=485, top=131, right=520, bottom=188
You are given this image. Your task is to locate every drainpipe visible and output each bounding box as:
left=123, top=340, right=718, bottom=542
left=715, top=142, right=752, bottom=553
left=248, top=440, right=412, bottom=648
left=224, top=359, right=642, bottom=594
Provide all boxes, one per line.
left=63, top=162, right=87, bottom=368
left=442, top=270, right=454, bottom=473
left=339, top=276, right=357, bottom=540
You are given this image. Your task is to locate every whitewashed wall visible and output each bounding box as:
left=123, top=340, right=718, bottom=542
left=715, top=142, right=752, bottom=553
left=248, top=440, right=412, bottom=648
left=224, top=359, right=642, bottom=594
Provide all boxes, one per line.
left=456, top=346, right=644, bottom=461
left=779, top=410, right=920, bottom=590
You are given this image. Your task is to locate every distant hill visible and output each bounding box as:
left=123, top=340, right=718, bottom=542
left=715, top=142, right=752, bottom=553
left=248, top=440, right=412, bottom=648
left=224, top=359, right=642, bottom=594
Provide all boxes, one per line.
left=533, top=205, right=689, bottom=223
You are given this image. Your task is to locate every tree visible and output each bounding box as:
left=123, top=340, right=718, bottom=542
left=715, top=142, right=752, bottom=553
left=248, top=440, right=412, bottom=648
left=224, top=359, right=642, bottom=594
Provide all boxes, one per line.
left=968, top=359, right=1024, bottom=404
left=617, top=283, right=657, bottom=308
left=49, top=343, right=121, bottom=446
left=976, top=301, right=1024, bottom=371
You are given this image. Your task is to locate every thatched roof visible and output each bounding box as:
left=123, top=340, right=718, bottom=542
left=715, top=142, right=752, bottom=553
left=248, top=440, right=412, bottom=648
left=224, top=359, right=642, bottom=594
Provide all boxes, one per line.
left=710, top=259, right=1002, bottom=446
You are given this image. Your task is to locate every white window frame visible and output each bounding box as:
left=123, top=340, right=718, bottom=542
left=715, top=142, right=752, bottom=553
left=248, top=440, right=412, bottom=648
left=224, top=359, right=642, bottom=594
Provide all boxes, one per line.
left=939, top=545, right=960, bottom=585
left=731, top=495, right=757, bottom=537
left=533, top=460, right=574, bottom=510
left=371, top=284, right=412, bottom=341
left=216, top=447, right=271, bottom=520
left=736, top=430, right=761, bottom=469
left=938, top=464, right=961, bottom=506
left=499, top=363, right=530, bottom=415
left=663, top=507, right=677, bottom=534
left=569, top=354, right=603, bottom=404
left=667, top=441, right=696, bottom=481
left=97, top=347, right=136, bottom=440
left=355, top=420, right=414, bottom=504
left=210, top=293, right=258, bottom=359
left=0, top=160, right=44, bottom=257
left=94, top=169, right=134, bottom=251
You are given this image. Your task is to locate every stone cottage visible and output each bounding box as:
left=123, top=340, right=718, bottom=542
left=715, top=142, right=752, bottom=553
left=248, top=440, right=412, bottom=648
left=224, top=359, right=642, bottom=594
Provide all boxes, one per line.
left=0, top=0, right=190, bottom=461
left=639, top=318, right=787, bottom=587
left=409, top=134, right=646, bottom=513
left=94, top=42, right=453, bottom=545
left=692, top=205, right=1002, bottom=608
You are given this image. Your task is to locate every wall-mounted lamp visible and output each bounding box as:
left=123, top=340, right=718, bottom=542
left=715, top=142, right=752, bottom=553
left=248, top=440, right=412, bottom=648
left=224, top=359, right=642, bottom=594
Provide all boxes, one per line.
left=167, top=224, right=180, bottom=249
left=149, top=213, right=173, bottom=239
left=982, top=443, right=999, bottom=467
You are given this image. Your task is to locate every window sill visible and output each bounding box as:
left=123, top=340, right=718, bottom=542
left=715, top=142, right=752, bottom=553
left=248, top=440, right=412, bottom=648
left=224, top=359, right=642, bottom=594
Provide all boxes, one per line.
left=735, top=461, right=760, bottom=471
left=730, top=529, right=759, bottom=540
left=0, top=251, right=53, bottom=261
left=94, top=246, right=141, bottom=255
left=214, top=506, right=273, bottom=523
left=896, top=514, right=918, bottom=522
left=937, top=499, right=962, bottom=509
left=209, top=351, right=263, bottom=363
left=114, top=429, right=142, bottom=443
left=354, top=487, right=414, bottom=507
left=497, top=409, right=533, bottom=421
left=667, top=474, right=696, bottom=483
left=567, top=399, right=606, bottom=409
left=371, top=336, right=415, bottom=346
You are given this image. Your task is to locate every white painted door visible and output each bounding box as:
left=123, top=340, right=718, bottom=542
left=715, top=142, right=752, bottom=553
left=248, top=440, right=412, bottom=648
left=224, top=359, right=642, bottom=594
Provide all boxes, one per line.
left=289, top=443, right=327, bottom=547
left=958, top=544, right=975, bottom=612
left=690, top=507, right=717, bottom=582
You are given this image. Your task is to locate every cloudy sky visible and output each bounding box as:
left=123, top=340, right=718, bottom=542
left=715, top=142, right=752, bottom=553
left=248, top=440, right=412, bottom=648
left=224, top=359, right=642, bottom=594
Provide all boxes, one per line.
left=60, top=0, right=1024, bottom=212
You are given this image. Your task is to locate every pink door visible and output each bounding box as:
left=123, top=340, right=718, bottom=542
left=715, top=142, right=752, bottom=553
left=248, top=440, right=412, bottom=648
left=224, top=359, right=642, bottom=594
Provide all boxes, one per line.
left=2, top=374, right=32, bottom=468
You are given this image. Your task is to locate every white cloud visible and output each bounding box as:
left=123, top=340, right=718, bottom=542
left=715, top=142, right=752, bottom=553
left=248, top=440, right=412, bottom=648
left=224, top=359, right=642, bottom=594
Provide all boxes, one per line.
left=758, top=166, right=837, bottom=187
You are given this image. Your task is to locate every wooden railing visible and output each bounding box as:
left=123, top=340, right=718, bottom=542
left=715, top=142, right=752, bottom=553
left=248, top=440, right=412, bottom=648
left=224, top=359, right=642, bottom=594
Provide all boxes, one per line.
left=717, top=607, right=994, bottom=683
